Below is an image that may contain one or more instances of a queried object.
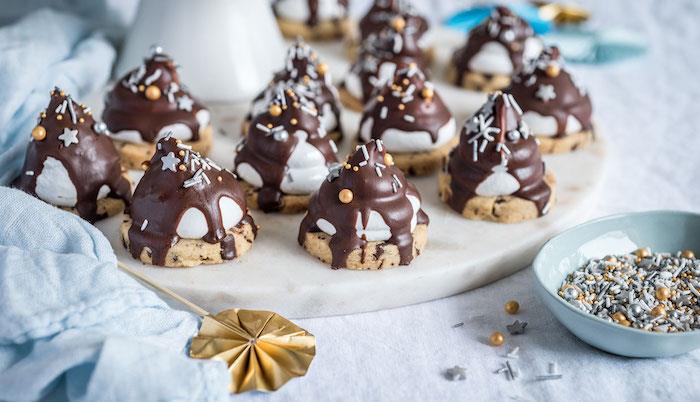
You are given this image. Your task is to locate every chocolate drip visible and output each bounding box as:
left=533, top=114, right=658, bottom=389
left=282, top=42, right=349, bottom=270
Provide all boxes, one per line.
left=358, top=0, right=429, bottom=43
left=360, top=64, right=452, bottom=144
left=445, top=92, right=551, bottom=215
left=246, top=40, right=343, bottom=138
left=236, top=87, right=338, bottom=212
left=299, top=140, right=428, bottom=268
left=127, top=137, right=255, bottom=266
left=14, top=88, right=131, bottom=223
left=342, top=24, right=427, bottom=104
left=451, top=6, right=536, bottom=85
left=507, top=47, right=592, bottom=138
left=103, top=47, right=207, bottom=143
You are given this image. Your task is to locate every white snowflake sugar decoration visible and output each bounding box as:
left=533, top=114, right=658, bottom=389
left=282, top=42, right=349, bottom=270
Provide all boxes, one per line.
left=536, top=84, right=556, bottom=102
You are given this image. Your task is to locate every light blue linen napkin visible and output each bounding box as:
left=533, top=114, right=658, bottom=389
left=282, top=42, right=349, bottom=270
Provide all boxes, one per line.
left=0, top=9, right=230, bottom=402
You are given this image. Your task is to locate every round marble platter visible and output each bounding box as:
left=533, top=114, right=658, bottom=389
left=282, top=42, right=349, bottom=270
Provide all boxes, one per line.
left=95, top=28, right=608, bottom=318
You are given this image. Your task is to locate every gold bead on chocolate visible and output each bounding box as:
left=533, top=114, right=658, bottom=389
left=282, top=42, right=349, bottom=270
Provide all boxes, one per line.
left=290, top=118, right=298, bottom=125
left=344, top=163, right=351, bottom=169
left=352, top=166, right=359, bottom=171
left=316, top=63, right=328, bottom=75
left=178, top=164, right=186, bottom=171
left=390, top=16, right=406, bottom=32
left=339, top=189, right=353, bottom=204
left=79, top=117, right=85, bottom=123
left=145, top=85, right=161, bottom=100
left=376, top=95, right=384, bottom=102
left=545, top=64, right=561, bottom=77
left=56, top=114, right=63, bottom=121
left=504, top=300, right=520, bottom=315
left=178, top=150, right=185, bottom=156
left=651, top=305, right=666, bottom=317
left=681, top=250, right=695, bottom=259
left=138, top=84, right=145, bottom=92
left=421, top=87, right=434, bottom=100
left=612, top=312, right=627, bottom=322
left=398, top=104, right=405, bottom=110
left=31, top=125, right=47, bottom=141
left=384, top=153, right=394, bottom=166
left=655, top=287, right=671, bottom=301
left=217, top=176, right=223, bottom=182
left=141, top=161, right=151, bottom=170
left=269, top=104, right=282, bottom=117
left=489, top=331, right=504, bottom=346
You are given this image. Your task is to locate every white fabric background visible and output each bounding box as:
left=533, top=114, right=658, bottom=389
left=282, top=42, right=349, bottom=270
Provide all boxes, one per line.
left=233, top=1, right=700, bottom=401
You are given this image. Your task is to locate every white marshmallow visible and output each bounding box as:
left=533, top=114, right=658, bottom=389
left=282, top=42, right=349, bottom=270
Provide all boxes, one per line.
left=274, top=0, right=345, bottom=22
left=475, top=165, right=520, bottom=196
left=468, top=41, right=514, bottom=76
left=236, top=162, right=264, bottom=188
left=280, top=131, right=330, bottom=195
left=35, top=157, right=77, bottom=207
left=219, top=196, right=243, bottom=230
left=522, top=111, right=582, bottom=137
left=176, top=207, right=208, bottom=239
left=97, top=184, right=111, bottom=200
left=355, top=209, right=392, bottom=241
left=360, top=117, right=456, bottom=153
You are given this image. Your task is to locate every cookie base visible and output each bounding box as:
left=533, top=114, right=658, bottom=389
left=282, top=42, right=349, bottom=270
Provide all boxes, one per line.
left=240, top=181, right=311, bottom=214
left=438, top=171, right=557, bottom=223
left=391, top=136, right=459, bottom=176
left=120, top=216, right=256, bottom=268
left=536, top=130, right=594, bottom=154
left=276, top=17, right=351, bottom=41
left=302, top=223, right=428, bottom=270
left=339, top=87, right=365, bottom=113
left=241, top=119, right=342, bottom=143
left=446, top=66, right=511, bottom=92
left=61, top=197, right=126, bottom=220
left=113, top=125, right=213, bottom=170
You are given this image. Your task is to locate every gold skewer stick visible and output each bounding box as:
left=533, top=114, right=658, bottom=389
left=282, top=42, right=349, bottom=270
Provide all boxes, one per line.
left=116, top=260, right=251, bottom=339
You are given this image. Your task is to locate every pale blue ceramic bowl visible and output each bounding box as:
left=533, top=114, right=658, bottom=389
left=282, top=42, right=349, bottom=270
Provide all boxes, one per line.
left=533, top=210, right=700, bottom=357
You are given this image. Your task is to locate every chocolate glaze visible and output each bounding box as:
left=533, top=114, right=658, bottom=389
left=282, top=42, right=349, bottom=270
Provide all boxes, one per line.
left=298, top=140, right=429, bottom=268
left=359, top=63, right=452, bottom=145
left=507, top=46, right=593, bottom=138
left=14, top=88, right=131, bottom=223
left=235, top=86, right=339, bottom=212
left=451, top=6, right=536, bottom=85
left=246, top=40, right=343, bottom=138
left=272, top=0, right=348, bottom=27
left=358, top=0, right=429, bottom=44
left=445, top=92, right=552, bottom=215
left=103, top=46, right=208, bottom=143
left=127, top=136, right=255, bottom=266
left=342, top=24, right=427, bottom=104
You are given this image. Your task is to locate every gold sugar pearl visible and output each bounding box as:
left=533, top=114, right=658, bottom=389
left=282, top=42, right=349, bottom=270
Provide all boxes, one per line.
left=79, top=117, right=85, bottom=123
left=290, top=118, right=298, bottom=125
left=612, top=312, right=627, bottom=323
left=421, top=87, right=434, bottom=100
left=145, top=85, right=161, bottom=100
left=338, top=189, right=353, bottom=204
left=655, top=287, right=671, bottom=301
left=681, top=250, right=695, bottom=259
left=40, top=112, right=46, bottom=118
left=269, top=104, right=282, bottom=117
left=178, top=150, right=185, bottom=156
left=352, top=166, right=359, bottom=171
left=141, top=161, right=151, bottom=170
left=175, top=139, right=183, bottom=144
left=634, top=248, right=650, bottom=258
left=651, top=305, right=666, bottom=317
left=504, top=300, right=520, bottom=315
left=384, top=153, right=394, bottom=166
left=31, top=125, right=47, bottom=141
left=489, top=331, right=504, bottom=346
left=138, top=84, right=145, bottom=92
left=402, top=78, right=410, bottom=85
left=267, top=123, right=273, bottom=128
left=344, top=163, right=351, bottom=169
left=391, top=16, right=406, bottom=32
left=217, top=176, right=223, bottom=182
left=545, top=64, right=561, bottom=78
left=376, top=95, right=384, bottom=102
left=303, top=75, right=311, bottom=84
left=56, top=115, right=63, bottom=121
left=59, top=90, right=65, bottom=96
left=178, top=164, right=186, bottom=171
left=317, top=62, right=328, bottom=75
left=398, top=104, right=405, bottom=110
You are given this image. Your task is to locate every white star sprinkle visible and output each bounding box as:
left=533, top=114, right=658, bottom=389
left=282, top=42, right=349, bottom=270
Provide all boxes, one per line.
left=58, top=127, right=79, bottom=147
left=160, top=151, right=180, bottom=172
left=176, top=95, right=194, bottom=112
left=536, top=84, right=556, bottom=102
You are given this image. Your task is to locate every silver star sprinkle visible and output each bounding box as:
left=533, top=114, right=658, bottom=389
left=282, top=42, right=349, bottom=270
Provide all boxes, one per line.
left=177, top=95, right=194, bottom=112
left=535, top=84, right=556, bottom=102
left=160, top=151, right=180, bottom=172
left=58, top=127, right=79, bottom=147
left=444, top=366, right=466, bottom=381
left=506, top=320, right=528, bottom=335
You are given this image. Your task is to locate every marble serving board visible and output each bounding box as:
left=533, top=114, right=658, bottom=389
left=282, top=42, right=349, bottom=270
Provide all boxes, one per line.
left=94, top=29, right=607, bottom=318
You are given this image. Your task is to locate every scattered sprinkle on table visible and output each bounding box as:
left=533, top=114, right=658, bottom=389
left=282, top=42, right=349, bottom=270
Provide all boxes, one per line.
left=444, top=365, right=466, bottom=381
left=558, top=248, right=700, bottom=332
left=506, top=320, right=528, bottom=335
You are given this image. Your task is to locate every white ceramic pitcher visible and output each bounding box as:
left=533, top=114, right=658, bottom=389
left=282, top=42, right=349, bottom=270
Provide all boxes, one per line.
left=115, top=0, right=285, bottom=102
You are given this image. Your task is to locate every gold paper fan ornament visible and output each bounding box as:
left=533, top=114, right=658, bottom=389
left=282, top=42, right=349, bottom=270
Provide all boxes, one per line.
left=117, top=262, right=316, bottom=394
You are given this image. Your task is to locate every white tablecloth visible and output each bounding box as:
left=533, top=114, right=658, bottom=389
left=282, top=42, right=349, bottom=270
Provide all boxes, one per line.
left=235, top=1, right=700, bottom=400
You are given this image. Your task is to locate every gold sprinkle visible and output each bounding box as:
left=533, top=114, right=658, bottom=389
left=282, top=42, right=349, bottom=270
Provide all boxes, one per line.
left=344, top=163, right=351, bottom=169
left=31, top=126, right=47, bottom=141
left=267, top=123, right=273, bottom=128
left=269, top=104, right=282, bottom=117
left=217, top=176, right=223, bottom=182
left=290, top=118, right=298, bottom=125
left=79, top=117, right=85, bottom=123
left=352, top=166, right=359, bottom=171
left=377, top=95, right=384, bottom=102
left=138, top=84, right=145, bottom=92
left=145, top=85, right=161, bottom=100
left=178, top=164, right=186, bottom=171
left=338, top=189, right=353, bottom=203
left=178, top=150, right=185, bottom=156
left=402, top=78, right=410, bottom=85
left=56, top=115, right=63, bottom=121
left=398, top=104, right=405, bottom=110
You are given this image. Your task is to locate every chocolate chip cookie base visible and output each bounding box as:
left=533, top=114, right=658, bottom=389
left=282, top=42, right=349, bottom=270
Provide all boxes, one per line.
left=446, top=66, right=511, bottom=92
left=240, top=181, right=311, bottom=214
left=113, top=125, right=213, bottom=170
left=536, top=130, right=594, bottom=154
left=301, top=223, right=428, bottom=270
left=438, top=171, right=556, bottom=223
left=120, top=216, right=256, bottom=267
left=276, top=17, right=351, bottom=41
